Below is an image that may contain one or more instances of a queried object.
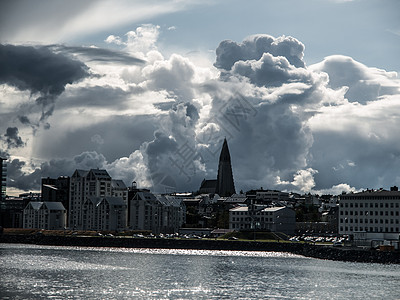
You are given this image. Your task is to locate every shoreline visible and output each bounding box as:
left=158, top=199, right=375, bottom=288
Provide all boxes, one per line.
left=1, top=234, right=399, bottom=264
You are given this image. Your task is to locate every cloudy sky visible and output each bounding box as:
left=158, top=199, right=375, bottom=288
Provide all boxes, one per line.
left=1, top=0, right=400, bottom=196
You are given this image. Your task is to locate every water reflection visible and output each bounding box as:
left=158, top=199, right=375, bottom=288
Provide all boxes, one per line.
left=1, top=243, right=399, bottom=299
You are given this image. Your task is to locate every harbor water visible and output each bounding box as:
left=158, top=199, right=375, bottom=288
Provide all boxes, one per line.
left=1, top=243, right=400, bottom=299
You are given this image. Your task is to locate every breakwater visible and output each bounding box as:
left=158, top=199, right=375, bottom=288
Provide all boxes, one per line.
left=1, top=234, right=399, bottom=264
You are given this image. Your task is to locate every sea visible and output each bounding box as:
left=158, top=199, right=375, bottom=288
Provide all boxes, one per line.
left=1, top=243, right=400, bottom=299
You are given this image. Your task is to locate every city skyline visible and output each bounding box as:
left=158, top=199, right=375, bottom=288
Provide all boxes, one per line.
left=1, top=0, right=400, bottom=196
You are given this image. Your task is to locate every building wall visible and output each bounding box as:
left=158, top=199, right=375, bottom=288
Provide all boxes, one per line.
left=23, top=202, right=66, bottom=230
left=42, top=176, right=70, bottom=210
left=0, top=198, right=24, bottom=228
left=69, top=172, right=86, bottom=229
left=339, top=192, right=400, bottom=236
left=69, top=170, right=112, bottom=230
left=82, top=197, right=127, bottom=231
left=229, top=206, right=295, bottom=235
left=129, top=192, right=186, bottom=234
left=0, top=158, right=6, bottom=202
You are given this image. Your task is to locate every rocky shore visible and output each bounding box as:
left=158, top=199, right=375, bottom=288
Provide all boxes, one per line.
left=1, top=234, right=400, bottom=264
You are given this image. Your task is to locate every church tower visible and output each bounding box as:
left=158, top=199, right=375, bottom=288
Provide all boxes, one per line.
left=215, top=138, right=236, bottom=197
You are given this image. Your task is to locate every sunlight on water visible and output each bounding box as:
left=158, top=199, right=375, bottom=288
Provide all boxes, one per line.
left=1, top=243, right=400, bottom=299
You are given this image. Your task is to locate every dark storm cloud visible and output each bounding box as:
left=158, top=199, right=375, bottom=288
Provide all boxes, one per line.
left=310, top=130, right=400, bottom=190
left=0, top=44, right=89, bottom=120
left=18, top=115, right=31, bottom=125
left=48, top=45, right=145, bottom=65
left=214, top=34, right=305, bottom=71
left=140, top=101, right=205, bottom=192
left=7, top=151, right=107, bottom=191
left=56, top=85, right=130, bottom=109
left=34, top=115, right=157, bottom=162
left=4, top=127, right=25, bottom=148
left=145, top=131, right=178, bottom=174
left=0, top=150, right=9, bottom=160
left=203, top=34, right=322, bottom=191
left=0, top=44, right=89, bottom=95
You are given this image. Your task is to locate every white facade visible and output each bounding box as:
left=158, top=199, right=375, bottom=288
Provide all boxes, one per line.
left=69, top=169, right=112, bottom=229
left=23, top=202, right=66, bottom=230
left=129, top=191, right=186, bottom=234
left=82, top=196, right=127, bottom=231
left=229, top=205, right=295, bottom=234
left=339, top=190, right=400, bottom=237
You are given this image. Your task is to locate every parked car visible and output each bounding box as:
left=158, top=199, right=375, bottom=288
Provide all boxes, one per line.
left=333, top=241, right=343, bottom=247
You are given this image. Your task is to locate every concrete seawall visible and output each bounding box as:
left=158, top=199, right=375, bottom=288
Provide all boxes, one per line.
left=1, top=234, right=400, bottom=264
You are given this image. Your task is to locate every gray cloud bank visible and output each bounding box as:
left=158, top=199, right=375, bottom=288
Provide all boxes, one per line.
left=0, top=44, right=90, bottom=124
left=0, top=44, right=89, bottom=97
left=2, top=32, right=400, bottom=195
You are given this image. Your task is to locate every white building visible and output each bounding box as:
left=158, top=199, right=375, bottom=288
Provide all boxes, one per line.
left=82, top=196, right=127, bottom=231
left=129, top=191, right=186, bottom=234
left=23, top=202, right=66, bottom=230
left=339, top=189, right=400, bottom=241
left=229, top=205, right=295, bottom=235
left=69, top=169, right=112, bottom=229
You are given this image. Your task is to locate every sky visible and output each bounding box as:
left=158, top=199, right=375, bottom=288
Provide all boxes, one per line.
left=1, top=0, right=400, bottom=196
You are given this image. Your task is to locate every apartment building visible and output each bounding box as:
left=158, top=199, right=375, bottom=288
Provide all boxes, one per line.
left=339, top=188, right=400, bottom=240
left=129, top=191, right=186, bottom=234
left=69, top=169, right=113, bottom=229
left=23, top=202, right=66, bottom=230
left=229, top=205, right=295, bottom=234
left=82, top=196, right=127, bottom=231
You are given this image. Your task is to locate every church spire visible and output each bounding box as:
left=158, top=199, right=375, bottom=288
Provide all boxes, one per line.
left=215, top=138, right=235, bottom=197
